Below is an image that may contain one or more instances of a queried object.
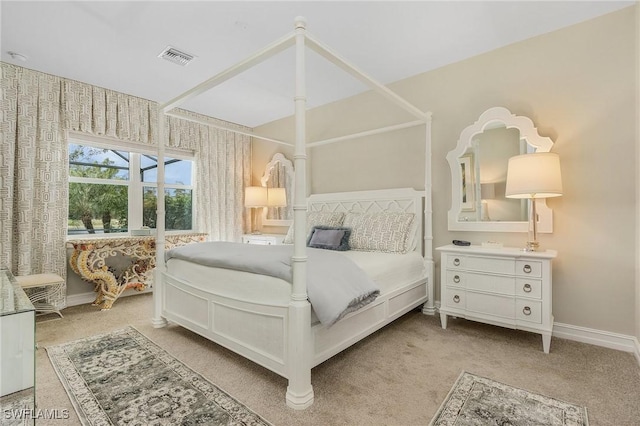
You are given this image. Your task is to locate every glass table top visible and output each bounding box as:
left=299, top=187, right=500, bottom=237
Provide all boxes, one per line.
left=0, top=268, right=35, bottom=316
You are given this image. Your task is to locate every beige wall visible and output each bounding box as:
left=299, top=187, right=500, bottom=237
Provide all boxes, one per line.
left=255, top=7, right=638, bottom=336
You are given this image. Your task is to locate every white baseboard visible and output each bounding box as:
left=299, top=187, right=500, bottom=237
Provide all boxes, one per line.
left=65, top=292, right=96, bottom=307
left=66, top=288, right=152, bottom=308
left=552, top=322, right=639, bottom=356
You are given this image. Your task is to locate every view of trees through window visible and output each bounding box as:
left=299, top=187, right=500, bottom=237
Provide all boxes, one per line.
left=68, top=142, right=194, bottom=235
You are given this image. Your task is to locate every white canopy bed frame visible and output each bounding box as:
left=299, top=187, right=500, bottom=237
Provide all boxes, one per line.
left=152, top=17, right=434, bottom=410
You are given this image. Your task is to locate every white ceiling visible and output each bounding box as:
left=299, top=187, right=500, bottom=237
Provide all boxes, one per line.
left=1, top=1, right=633, bottom=128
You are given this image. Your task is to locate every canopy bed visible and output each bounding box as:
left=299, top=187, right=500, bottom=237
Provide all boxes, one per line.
left=152, top=17, right=434, bottom=409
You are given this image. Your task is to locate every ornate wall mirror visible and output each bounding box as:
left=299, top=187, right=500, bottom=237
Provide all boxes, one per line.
left=261, top=153, right=294, bottom=227
left=447, top=107, right=555, bottom=232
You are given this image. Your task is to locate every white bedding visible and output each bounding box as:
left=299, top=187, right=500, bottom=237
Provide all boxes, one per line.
left=165, top=249, right=425, bottom=317
left=340, top=250, right=426, bottom=294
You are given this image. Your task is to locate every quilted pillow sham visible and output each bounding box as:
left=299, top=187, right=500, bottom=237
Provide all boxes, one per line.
left=283, top=211, right=345, bottom=244
left=307, top=226, right=351, bottom=251
left=342, top=212, right=415, bottom=254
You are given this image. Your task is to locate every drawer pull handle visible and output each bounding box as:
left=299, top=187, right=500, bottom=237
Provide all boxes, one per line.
left=453, top=275, right=461, bottom=284
left=453, top=258, right=461, bottom=266
left=523, top=306, right=532, bottom=316
left=453, top=295, right=460, bottom=303
left=523, top=264, right=532, bottom=274
left=523, top=283, right=532, bottom=293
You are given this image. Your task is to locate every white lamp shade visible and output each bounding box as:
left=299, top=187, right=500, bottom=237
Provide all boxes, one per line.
left=267, top=187, right=287, bottom=207
left=244, top=186, right=268, bottom=207
left=505, top=152, right=563, bottom=199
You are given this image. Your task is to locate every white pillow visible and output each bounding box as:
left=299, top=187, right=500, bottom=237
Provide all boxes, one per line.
left=343, top=212, right=415, bottom=253
left=283, top=211, right=345, bottom=244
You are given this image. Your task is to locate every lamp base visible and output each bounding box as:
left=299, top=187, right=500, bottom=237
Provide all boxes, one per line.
left=524, top=240, right=540, bottom=252
left=480, top=201, right=491, bottom=221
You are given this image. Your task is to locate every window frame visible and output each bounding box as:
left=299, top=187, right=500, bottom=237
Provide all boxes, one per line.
left=67, top=133, right=196, bottom=238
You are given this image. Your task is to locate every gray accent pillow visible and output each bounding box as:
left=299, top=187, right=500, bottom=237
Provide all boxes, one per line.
left=307, top=226, right=351, bottom=251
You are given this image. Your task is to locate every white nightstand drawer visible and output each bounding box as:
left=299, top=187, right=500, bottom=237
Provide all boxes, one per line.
left=466, top=291, right=515, bottom=319
left=464, top=273, right=515, bottom=296
left=516, top=260, right=542, bottom=278
left=444, top=289, right=465, bottom=309
left=445, top=270, right=465, bottom=287
left=516, top=299, right=542, bottom=324
left=516, top=278, right=542, bottom=299
left=446, top=255, right=514, bottom=275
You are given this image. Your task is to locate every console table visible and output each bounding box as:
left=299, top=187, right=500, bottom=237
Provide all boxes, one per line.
left=68, top=233, right=207, bottom=310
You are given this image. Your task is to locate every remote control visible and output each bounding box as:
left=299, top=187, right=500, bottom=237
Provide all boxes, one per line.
left=452, top=239, right=471, bottom=246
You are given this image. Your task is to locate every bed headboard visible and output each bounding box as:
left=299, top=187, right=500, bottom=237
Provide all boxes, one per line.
left=307, top=188, right=425, bottom=255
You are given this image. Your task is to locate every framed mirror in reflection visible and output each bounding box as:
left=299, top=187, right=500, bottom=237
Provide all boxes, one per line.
left=261, top=153, right=294, bottom=227
left=447, top=107, right=555, bottom=233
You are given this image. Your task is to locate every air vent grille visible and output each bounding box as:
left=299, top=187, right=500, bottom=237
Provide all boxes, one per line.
left=158, top=46, right=195, bottom=66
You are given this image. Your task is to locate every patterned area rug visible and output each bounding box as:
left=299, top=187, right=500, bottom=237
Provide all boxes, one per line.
left=0, top=389, right=34, bottom=426
left=430, top=371, right=589, bottom=426
left=47, top=326, right=271, bottom=425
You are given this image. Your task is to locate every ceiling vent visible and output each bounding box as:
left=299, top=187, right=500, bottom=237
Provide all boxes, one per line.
left=158, top=46, right=195, bottom=66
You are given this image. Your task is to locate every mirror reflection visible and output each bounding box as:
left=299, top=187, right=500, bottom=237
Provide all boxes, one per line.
left=459, top=126, right=529, bottom=222
left=261, top=153, right=294, bottom=226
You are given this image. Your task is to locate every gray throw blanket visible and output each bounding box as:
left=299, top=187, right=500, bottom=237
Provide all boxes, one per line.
left=165, top=242, right=380, bottom=326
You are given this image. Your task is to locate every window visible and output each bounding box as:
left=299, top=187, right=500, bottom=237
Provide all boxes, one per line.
left=68, top=137, right=195, bottom=235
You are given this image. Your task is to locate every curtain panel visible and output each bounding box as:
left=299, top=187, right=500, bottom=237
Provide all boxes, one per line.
left=1, top=62, right=251, bottom=281
left=0, top=64, right=67, bottom=277
left=166, top=110, right=251, bottom=242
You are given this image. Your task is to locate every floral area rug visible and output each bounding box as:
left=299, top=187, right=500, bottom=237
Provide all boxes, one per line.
left=47, top=326, right=271, bottom=425
left=430, top=371, right=589, bottom=426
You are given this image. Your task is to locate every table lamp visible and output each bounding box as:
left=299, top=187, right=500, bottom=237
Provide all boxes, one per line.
left=505, top=152, right=563, bottom=251
left=245, top=186, right=268, bottom=234
left=267, top=187, right=287, bottom=208
left=480, top=183, right=496, bottom=221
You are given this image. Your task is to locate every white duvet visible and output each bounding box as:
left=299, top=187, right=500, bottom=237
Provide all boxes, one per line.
left=165, top=242, right=381, bottom=326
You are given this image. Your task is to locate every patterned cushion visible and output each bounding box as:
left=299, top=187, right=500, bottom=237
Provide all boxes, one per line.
left=343, top=212, right=415, bottom=253
left=283, top=211, right=345, bottom=244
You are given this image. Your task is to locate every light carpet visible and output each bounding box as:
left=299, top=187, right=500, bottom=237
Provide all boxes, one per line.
left=430, top=371, right=589, bottom=426
left=46, top=326, right=271, bottom=426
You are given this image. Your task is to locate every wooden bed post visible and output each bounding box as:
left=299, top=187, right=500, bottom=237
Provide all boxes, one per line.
left=152, top=107, right=169, bottom=328
left=422, top=113, right=436, bottom=315
left=286, top=16, right=314, bottom=410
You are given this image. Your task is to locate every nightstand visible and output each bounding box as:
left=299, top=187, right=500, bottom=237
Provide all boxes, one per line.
left=242, top=234, right=285, bottom=245
left=436, top=244, right=557, bottom=353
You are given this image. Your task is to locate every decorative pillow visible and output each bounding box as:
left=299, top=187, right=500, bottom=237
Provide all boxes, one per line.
left=307, top=226, right=351, bottom=251
left=283, top=211, right=345, bottom=244
left=343, top=212, right=415, bottom=253
left=405, top=213, right=420, bottom=252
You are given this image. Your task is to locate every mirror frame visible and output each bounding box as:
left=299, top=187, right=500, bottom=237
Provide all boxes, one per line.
left=447, top=106, right=555, bottom=233
left=260, top=153, right=294, bottom=227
